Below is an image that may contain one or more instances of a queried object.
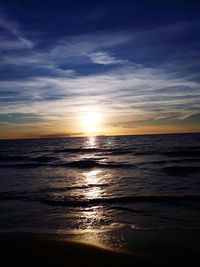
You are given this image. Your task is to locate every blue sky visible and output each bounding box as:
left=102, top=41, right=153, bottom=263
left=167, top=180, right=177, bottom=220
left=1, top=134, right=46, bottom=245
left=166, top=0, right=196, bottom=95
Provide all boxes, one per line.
left=0, top=0, right=200, bottom=138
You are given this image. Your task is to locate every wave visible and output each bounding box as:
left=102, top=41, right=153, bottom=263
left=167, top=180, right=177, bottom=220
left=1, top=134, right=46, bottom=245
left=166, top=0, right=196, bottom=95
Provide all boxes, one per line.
left=105, top=150, right=133, bottom=155
left=0, top=192, right=200, bottom=207
left=0, top=155, right=57, bottom=163
left=0, top=159, right=133, bottom=169
left=162, top=150, right=200, bottom=157
left=39, top=183, right=109, bottom=193
left=111, top=148, right=200, bottom=157
left=0, top=163, right=44, bottom=168
left=135, top=149, right=200, bottom=158
left=56, top=148, right=102, bottom=153
left=142, top=158, right=200, bottom=166
left=64, top=160, right=132, bottom=169
left=1, top=147, right=199, bottom=166
left=33, top=156, right=57, bottom=163
left=163, top=166, right=200, bottom=175
left=35, top=195, right=200, bottom=207
left=56, top=147, right=133, bottom=155
left=1, top=158, right=199, bottom=171
left=0, top=155, right=28, bottom=161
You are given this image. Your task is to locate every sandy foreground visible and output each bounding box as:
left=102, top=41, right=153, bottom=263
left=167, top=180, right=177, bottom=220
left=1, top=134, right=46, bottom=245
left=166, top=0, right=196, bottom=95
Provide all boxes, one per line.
left=0, top=232, right=199, bottom=267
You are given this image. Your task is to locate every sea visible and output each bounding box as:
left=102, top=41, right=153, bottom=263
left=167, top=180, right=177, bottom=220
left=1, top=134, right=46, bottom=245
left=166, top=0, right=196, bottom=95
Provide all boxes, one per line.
left=0, top=133, right=200, bottom=252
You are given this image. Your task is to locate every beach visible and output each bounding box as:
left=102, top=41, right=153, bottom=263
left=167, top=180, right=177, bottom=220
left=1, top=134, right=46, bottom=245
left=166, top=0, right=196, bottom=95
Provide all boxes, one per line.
left=0, top=233, right=150, bottom=267
left=1, top=231, right=200, bottom=267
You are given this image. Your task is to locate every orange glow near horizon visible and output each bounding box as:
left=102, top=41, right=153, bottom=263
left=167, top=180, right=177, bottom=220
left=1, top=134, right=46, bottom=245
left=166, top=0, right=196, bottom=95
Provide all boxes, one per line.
left=0, top=116, right=199, bottom=140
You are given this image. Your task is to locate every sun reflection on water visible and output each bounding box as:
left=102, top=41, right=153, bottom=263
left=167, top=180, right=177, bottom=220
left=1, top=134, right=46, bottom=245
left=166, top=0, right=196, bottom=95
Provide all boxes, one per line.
left=84, top=169, right=101, bottom=184
left=68, top=136, right=115, bottom=247
left=83, top=169, right=102, bottom=198
left=74, top=169, right=106, bottom=246
left=84, top=136, right=97, bottom=148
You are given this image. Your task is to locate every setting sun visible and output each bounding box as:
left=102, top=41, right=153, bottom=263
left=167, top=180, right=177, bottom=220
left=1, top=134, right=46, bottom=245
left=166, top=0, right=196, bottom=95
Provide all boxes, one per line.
left=0, top=1, right=200, bottom=265
left=80, top=112, right=102, bottom=135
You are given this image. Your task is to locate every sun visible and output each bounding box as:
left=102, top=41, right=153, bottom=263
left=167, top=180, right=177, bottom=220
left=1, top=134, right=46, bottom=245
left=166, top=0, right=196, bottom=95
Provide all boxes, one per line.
left=80, top=112, right=102, bottom=135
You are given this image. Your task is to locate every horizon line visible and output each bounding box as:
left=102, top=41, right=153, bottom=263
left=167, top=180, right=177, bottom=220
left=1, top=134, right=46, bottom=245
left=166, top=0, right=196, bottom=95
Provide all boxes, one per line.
left=0, top=131, right=199, bottom=142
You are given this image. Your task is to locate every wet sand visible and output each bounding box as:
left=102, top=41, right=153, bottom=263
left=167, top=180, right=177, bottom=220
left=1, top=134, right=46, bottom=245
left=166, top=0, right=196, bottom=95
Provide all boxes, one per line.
left=0, top=233, right=155, bottom=267
left=0, top=232, right=199, bottom=267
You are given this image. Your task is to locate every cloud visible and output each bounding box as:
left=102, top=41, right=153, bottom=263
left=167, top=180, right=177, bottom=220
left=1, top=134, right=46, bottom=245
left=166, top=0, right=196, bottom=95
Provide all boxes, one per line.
left=49, top=33, right=130, bottom=56
left=0, top=15, right=33, bottom=49
left=38, top=132, right=84, bottom=138
left=0, top=32, right=130, bottom=81
left=0, top=64, right=199, bottom=127
left=89, top=51, right=127, bottom=65
left=0, top=8, right=199, bottom=136
left=0, top=113, right=43, bottom=124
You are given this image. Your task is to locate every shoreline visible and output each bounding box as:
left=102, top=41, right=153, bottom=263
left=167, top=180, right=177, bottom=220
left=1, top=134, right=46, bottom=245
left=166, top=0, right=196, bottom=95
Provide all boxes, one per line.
left=0, top=233, right=153, bottom=267
left=0, top=232, right=200, bottom=266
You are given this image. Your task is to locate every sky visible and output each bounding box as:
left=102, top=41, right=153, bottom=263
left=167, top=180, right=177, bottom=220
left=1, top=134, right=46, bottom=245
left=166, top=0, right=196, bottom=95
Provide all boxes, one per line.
left=0, top=0, right=200, bottom=139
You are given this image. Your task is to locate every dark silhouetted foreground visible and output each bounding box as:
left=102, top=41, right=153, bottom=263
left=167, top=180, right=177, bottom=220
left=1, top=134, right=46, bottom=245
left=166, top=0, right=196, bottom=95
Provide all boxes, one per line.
left=0, top=233, right=200, bottom=267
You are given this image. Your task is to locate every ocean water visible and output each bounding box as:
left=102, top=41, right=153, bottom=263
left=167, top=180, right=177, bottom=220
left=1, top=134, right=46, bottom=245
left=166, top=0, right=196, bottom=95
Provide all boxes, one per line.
left=0, top=133, right=200, bottom=250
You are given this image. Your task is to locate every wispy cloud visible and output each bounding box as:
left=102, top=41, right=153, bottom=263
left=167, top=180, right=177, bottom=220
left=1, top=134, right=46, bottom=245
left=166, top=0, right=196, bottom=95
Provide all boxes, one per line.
left=0, top=64, right=199, bottom=126
left=89, top=51, right=127, bottom=65
left=0, top=32, right=130, bottom=80
left=0, top=15, right=33, bottom=49
left=0, top=3, right=199, bottom=137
